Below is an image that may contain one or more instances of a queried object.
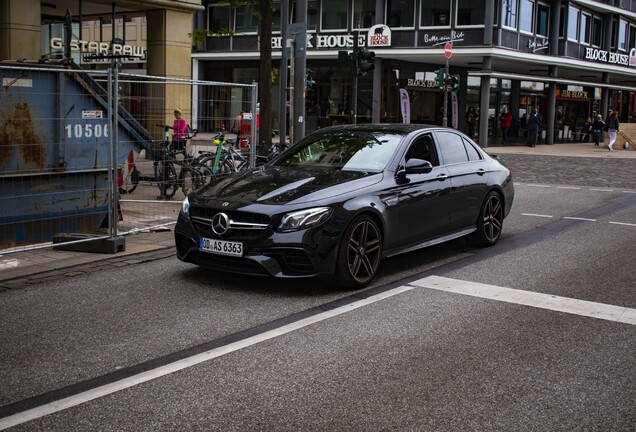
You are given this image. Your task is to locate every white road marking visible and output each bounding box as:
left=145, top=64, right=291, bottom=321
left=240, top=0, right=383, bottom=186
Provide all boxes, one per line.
left=410, top=276, right=636, bottom=326
left=0, top=285, right=413, bottom=430
left=563, top=217, right=596, bottom=221
left=527, top=184, right=551, bottom=188
left=623, top=191, right=636, bottom=194
left=521, top=213, right=553, bottom=218
left=609, top=221, right=636, bottom=227
left=557, top=186, right=581, bottom=190
left=589, top=188, right=614, bottom=192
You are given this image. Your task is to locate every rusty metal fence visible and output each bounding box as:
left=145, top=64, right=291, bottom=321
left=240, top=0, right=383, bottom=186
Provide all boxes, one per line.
left=0, top=62, right=257, bottom=254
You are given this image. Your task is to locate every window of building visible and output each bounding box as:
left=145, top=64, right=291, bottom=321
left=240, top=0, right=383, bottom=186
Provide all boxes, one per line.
left=321, top=0, right=348, bottom=30
left=559, top=6, right=565, bottom=38
left=420, top=0, right=451, bottom=27
left=235, top=4, right=258, bottom=33
left=208, top=3, right=231, bottom=32
left=353, top=0, right=375, bottom=29
left=567, top=5, right=579, bottom=41
left=520, top=0, right=534, bottom=34
left=289, top=1, right=320, bottom=31
left=591, top=16, right=603, bottom=47
left=457, top=0, right=486, bottom=27
left=630, top=25, right=636, bottom=52
left=502, top=0, right=517, bottom=29
left=580, top=13, right=590, bottom=45
left=387, top=0, right=415, bottom=28
left=536, top=3, right=549, bottom=37
left=618, top=19, right=628, bottom=51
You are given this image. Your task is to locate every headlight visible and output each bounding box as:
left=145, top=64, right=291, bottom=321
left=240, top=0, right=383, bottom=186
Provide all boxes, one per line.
left=278, top=207, right=332, bottom=232
left=181, top=197, right=190, bottom=218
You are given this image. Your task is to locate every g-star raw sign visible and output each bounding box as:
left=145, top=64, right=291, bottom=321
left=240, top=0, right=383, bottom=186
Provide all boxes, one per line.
left=584, top=47, right=636, bottom=67
left=50, top=37, right=146, bottom=59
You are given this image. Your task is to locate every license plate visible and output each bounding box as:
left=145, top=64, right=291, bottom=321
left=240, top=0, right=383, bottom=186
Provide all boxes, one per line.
left=199, top=237, right=243, bottom=257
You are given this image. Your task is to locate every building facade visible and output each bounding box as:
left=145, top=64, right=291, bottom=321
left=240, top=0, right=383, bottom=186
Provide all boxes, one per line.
left=193, top=0, right=636, bottom=146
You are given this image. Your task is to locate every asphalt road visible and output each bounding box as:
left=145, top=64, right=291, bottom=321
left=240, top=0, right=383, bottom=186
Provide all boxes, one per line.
left=0, top=155, right=634, bottom=431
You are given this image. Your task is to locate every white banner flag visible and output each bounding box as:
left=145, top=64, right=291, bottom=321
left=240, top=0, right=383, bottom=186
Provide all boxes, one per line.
left=399, top=89, right=410, bottom=124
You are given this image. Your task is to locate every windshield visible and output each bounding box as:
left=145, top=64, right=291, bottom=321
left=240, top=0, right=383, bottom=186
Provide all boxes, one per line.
left=274, top=130, right=402, bottom=172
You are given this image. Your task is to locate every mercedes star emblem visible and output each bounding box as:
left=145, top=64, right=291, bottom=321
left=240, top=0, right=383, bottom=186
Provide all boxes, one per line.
left=211, top=212, right=230, bottom=236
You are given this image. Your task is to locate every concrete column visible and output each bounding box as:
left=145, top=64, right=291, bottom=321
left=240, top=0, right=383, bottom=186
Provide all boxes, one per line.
left=479, top=57, right=492, bottom=148
left=547, top=66, right=558, bottom=144
left=146, top=9, right=193, bottom=131
left=0, top=0, right=41, bottom=61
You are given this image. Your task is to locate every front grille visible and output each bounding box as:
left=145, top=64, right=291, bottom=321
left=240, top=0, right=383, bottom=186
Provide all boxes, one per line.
left=190, top=251, right=269, bottom=276
left=190, top=208, right=271, bottom=240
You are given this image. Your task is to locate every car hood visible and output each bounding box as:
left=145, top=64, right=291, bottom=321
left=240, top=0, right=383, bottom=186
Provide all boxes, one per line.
left=195, top=166, right=382, bottom=206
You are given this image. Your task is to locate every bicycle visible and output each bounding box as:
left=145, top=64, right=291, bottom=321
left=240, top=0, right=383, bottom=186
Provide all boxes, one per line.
left=155, top=124, right=212, bottom=199
left=195, top=134, right=249, bottom=175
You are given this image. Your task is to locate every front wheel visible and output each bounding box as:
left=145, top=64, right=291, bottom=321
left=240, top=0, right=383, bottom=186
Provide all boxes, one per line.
left=119, top=165, right=140, bottom=194
left=466, top=191, right=504, bottom=247
left=334, top=215, right=382, bottom=289
left=157, top=163, right=178, bottom=199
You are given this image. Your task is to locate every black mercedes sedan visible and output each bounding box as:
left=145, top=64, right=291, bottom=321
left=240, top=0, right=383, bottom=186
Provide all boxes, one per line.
left=175, top=124, right=514, bottom=288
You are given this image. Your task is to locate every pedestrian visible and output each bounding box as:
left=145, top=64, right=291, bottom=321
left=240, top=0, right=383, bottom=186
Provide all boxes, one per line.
left=591, top=114, right=605, bottom=146
left=465, top=105, right=477, bottom=138
left=499, top=106, right=512, bottom=145
left=172, top=108, right=188, bottom=151
left=606, top=110, right=620, bottom=152
left=526, top=106, right=542, bottom=148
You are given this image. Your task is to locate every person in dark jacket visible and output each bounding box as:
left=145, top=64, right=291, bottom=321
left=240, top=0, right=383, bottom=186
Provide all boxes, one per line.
left=526, top=107, right=542, bottom=147
left=591, top=114, right=605, bottom=146
left=606, top=110, right=620, bottom=151
left=499, top=106, right=512, bottom=144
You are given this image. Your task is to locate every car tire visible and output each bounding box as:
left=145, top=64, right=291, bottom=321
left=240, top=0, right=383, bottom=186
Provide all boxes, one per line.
left=467, top=190, right=504, bottom=247
left=334, top=215, right=382, bottom=288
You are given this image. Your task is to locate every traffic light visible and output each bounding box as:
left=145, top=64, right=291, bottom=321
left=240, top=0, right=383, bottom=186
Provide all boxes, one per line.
left=357, top=48, right=375, bottom=76
left=434, top=68, right=446, bottom=90
left=450, top=74, right=460, bottom=91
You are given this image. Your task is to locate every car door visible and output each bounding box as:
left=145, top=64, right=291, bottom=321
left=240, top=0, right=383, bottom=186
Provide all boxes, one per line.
left=435, top=131, right=489, bottom=232
left=395, top=133, right=452, bottom=248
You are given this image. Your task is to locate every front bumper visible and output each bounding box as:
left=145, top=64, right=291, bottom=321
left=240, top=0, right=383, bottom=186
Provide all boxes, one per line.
left=174, top=213, right=342, bottom=279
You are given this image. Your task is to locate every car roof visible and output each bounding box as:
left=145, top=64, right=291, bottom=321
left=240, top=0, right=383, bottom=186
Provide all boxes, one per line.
left=313, top=123, right=439, bottom=136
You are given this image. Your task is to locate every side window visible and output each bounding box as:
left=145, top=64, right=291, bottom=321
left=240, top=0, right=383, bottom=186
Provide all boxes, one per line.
left=463, top=138, right=483, bottom=161
left=437, top=131, right=469, bottom=165
left=405, top=134, right=438, bottom=166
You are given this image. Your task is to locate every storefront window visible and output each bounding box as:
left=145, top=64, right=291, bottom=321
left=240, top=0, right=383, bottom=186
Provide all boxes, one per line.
left=520, top=0, right=534, bottom=33
left=592, top=17, right=603, bottom=46
left=208, top=4, right=230, bottom=32
left=457, top=0, right=486, bottom=27
left=502, top=0, right=517, bottom=29
left=537, top=4, right=549, bottom=37
left=388, top=0, right=415, bottom=28
left=353, top=0, right=375, bottom=29
left=235, top=5, right=258, bottom=33
left=321, top=0, right=348, bottom=30
left=420, top=0, right=450, bottom=27
left=567, top=6, right=579, bottom=41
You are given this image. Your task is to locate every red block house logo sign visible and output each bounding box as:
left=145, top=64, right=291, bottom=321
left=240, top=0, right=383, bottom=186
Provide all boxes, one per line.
left=368, top=24, right=391, bottom=47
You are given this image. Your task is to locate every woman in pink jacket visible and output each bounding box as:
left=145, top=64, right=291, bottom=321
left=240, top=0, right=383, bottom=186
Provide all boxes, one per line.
left=172, top=108, right=188, bottom=151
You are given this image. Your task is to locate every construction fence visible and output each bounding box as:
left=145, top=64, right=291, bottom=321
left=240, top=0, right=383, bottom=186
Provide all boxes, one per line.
left=0, top=62, right=257, bottom=254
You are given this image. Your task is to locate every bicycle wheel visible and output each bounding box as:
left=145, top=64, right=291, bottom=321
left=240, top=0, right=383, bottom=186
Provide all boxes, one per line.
left=218, top=158, right=237, bottom=175
left=179, top=167, right=203, bottom=196
left=157, top=163, right=178, bottom=198
left=119, top=165, right=140, bottom=194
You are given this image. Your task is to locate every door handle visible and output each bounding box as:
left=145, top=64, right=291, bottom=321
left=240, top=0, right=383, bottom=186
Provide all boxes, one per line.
left=476, top=168, right=486, bottom=176
left=436, top=173, right=448, bottom=181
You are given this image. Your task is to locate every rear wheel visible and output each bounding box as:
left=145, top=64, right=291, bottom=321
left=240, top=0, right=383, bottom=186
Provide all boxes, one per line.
left=157, top=163, right=178, bottom=198
left=334, top=215, right=382, bottom=289
left=467, top=191, right=504, bottom=246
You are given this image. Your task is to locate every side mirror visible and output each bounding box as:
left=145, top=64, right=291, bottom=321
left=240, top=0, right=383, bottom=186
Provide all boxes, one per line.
left=405, top=158, right=433, bottom=174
